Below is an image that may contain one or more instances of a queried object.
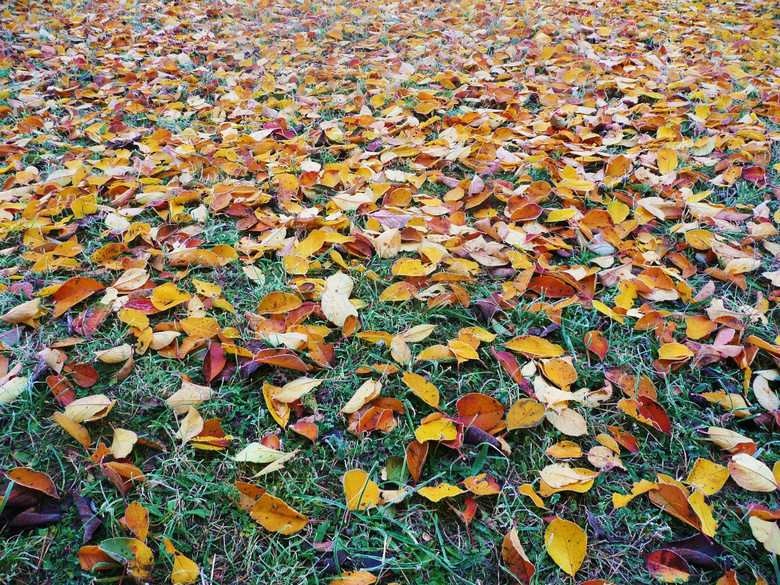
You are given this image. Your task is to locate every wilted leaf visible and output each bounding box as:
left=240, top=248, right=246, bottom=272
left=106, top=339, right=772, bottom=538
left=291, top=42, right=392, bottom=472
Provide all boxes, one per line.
left=166, top=380, right=213, bottom=414
left=645, top=549, right=691, bottom=582
left=98, top=537, right=154, bottom=579
left=502, top=527, right=535, bottom=584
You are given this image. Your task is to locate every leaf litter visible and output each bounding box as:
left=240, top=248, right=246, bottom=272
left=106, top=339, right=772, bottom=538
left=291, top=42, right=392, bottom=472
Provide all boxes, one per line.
left=0, top=0, right=780, bottom=582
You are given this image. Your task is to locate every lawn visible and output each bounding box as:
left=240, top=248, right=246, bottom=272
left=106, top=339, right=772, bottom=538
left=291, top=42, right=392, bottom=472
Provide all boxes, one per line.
left=1, top=0, right=779, bottom=583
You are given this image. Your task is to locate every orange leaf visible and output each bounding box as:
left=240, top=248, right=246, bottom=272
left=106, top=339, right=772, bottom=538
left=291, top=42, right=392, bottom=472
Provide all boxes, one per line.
left=456, top=393, right=503, bottom=431
left=250, top=494, right=308, bottom=534
left=405, top=440, right=428, bottom=483
left=122, top=501, right=149, bottom=542
left=6, top=467, right=59, bottom=498
left=502, top=527, right=535, bottom=585
left=52, top=277, right=105, bottom=318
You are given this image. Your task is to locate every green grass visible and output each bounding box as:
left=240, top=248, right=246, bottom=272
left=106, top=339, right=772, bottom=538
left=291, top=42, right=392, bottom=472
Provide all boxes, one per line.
left=3, top=260, right=777, bottom=582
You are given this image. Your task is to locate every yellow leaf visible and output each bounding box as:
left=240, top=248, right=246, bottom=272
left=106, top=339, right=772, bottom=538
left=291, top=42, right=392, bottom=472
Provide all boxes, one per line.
left=688, top=491, right=718, bottom=537
left=416, top=344, right=457, bottom=362
left=343, top=470, right=379, bottom=511
left=657, top=148, right=678, bottom=174
left=403, top=324, right=437, bottom=343
left=252, top=450, right=299, bottom=477
left=342, top=379, right=381, bottom=414
left=282, top=255, right=309, bottom=274
left=379, top=282, right=416, bottom=302
left=458, top=327, right=496, bottom=342
left=417, top=482, right=463, bottom=502
left=658, top=343, right=694, bottom=360
left=150, top=282, right=191, bottom=311
left=704, top=426, right=756, bottom=454
left=358, top=331, right=394, bottom=345
left=330, top=571, right=377, bottom=585
left=172, top=551, right=199, bottom=584
left=51, top=411, right=91, bottom=448
left=63, top=394, right=114, bottom=423
left=117, top=308, right=149, bottom=330
left=0, top=376, right=27, bottom=404
left=540, top=464, right=599, bottom=489
left=415, top=418, right=458, bottom=442
left=233, top=443, right=288, bottom=464
left=507, top=399, right=545, bottom=430
left=390, top=334, right=412, bottom=366
left=124, top=501, right=149, bottom=542
left=0, top=298, right=44, bottom=327
left=166, top=380, right=213, bottom=414
left=697, top=391, right=751, bottom=418
left=95, top=344, right=133, bottom=364
left=592, top=300, right=625, bottom=324
left=192, top=279, right=221, bottom=298
left=547, top=208, right=577, bottom=222
left=607, top=200, right=630, bottom=223
left=448, top=339, right=479, bottom=363
left=179, top=317, right=220, bottom=339
left=295, top=229, right=327, bottom=258
left=274, top=377, right=323, bottom=403
left=749, top=517, right=780, bottom=554
left=504, top=336, right=564, bottom=359
left=612, top=493, right=635, bottom=508
left=463, top=473, right=501, bottom=495
left=545, top=408, right=588, bottom=437
left=392, top=258, right=436, bottom=276
left=518, top=484, right=547, bottom=509
left=545, top=517, right=587, bottom=576
left=263, top=381, right=289, bottom=428
left=685, top=459, right=729, bottom=495
left=545, top=441, right=582, bottom=459
left=257, top=292, right=302, bottom=315
left=402, top=372, right=439, bottom=408
left=560, top=178, right=595, bottom=192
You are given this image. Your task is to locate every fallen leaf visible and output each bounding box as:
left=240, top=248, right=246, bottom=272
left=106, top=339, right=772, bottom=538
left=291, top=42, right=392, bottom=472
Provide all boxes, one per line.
left=545, top=517, right=587, bottom=576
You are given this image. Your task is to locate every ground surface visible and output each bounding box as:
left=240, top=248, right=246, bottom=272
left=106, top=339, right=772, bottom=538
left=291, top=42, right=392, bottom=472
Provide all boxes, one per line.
left=1, top=0, right=780, bottom=583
